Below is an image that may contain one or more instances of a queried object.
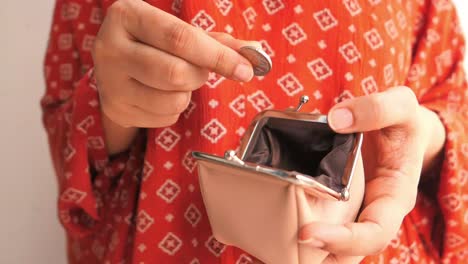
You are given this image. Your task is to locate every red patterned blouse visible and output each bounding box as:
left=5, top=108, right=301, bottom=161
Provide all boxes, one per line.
left=42, top=0, right=467, bottom=263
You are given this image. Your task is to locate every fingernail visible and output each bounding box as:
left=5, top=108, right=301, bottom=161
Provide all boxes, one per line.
left=298, top=237, right=325, bottom=248
left=247, top=41, right=262, bottom=49
left=233, top=63, right=253, bottom=82
left=329, top=108, right=354, bottom=130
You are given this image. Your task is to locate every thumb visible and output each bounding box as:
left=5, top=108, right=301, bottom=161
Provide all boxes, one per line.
left=327, top=86, right=419, bottom=133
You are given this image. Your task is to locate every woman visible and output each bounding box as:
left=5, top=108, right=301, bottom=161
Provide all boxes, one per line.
left=42, top=0, right=467, bottom=263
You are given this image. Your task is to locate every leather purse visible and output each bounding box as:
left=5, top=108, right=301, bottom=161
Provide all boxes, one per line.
left=193, top=96, right=364, bottom=264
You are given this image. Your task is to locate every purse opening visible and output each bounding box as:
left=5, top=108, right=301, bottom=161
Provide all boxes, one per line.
left=242, top=117, right=355, bottom=191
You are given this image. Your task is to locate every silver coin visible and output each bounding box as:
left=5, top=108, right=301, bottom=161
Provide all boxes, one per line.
left=239, top=46, right=272, bottom=76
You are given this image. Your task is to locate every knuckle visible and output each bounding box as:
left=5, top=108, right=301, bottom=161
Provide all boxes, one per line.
left=108, top=0, right=129, bottom=19
left=168, top=61, right=189, bottom=87
left=403, top=88, right=419, bottom=112
left=92, top=31, right=121, bottom=66
left=213, top=48, right=229, bottom=74
left=368, top=94, right=385, bottom=125
left=394, top=86, right=420, bottom=124
left=398, top=86, right=418, bottom=105
left=172, top=92, right=191, bottom=113
left=108, top=0, right=138, bottom=32
left=167, top=23, right=192, bottom=53
left=157, top=114, right=181, bottom=127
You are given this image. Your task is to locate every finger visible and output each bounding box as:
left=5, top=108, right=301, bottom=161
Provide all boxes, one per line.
left=208, top=32, right=262, bottom=51
left=102, top=100, right=181, bottom=128
left=299, top=175, right=415, bottom=256
left=130, top=106, right=181, bottom=128
left=117, top=0, right=254, bottom=82
left=121, top=79, right=192, bottom=116
left=327, top=86, right=419, bottom=133
left=124, top=40, right=208, bottom=91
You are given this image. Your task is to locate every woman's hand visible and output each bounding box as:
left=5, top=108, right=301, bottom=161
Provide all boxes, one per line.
left=298, top=87, right=446, bottom=262
left=92, top=0, right=256, bottom=154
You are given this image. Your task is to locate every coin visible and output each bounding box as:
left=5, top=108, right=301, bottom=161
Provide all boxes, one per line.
left=239, top=46, right=272, bottom=76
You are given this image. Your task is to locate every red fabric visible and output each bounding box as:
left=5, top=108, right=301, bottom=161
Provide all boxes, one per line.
left=42, top=0, right=468, bottom=263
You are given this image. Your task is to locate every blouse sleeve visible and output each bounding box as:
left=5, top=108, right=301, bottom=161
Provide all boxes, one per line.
left=406, top=1, right=468, bottom=261
left=41, top=0, right=174, bottom=237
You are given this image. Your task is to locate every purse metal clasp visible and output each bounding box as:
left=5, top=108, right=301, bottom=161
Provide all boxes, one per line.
left=193, top=95, right=363, bottom=201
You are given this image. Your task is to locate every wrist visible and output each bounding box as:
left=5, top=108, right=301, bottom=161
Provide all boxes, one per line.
left=101, top=110, right=139, bottom=155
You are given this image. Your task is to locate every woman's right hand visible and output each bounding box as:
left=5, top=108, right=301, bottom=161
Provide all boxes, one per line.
left=92, top=0, right=256, bottom=154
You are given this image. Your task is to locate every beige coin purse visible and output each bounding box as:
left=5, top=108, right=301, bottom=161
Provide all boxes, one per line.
left=193, top=96, right=364, bottom=264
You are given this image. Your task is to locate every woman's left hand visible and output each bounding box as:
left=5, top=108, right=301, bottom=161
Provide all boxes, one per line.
left=298, top=86, right=446, bottom=263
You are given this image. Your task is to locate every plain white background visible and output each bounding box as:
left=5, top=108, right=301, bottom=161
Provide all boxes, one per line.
left=0, top=1, right=467, bottom=263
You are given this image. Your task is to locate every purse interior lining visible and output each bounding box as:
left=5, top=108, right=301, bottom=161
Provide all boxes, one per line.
left=242, top=117, right=355, bottom=192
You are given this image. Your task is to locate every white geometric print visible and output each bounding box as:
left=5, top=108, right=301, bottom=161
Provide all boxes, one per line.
left=361, top=76, right=378, bottom=94
left=262, top=0, right=285, bottom=15
left=157, top=179, right=181, bottom=203
left=171, top=0, right=182, bottom=13
left=307, top=58, right=333, bottom=81
left=260, top=40, right=275, bottom=57
left=243, top=7, right=257, bottom=29
left=214, top=0, right=233, bottom=16
left=184, top=204, right=202, bottom=227
left=60, top=188, right=87, bottom=203
left=61, top=2, right=80, bottom=20
left=277, top=73, right=304, bottom=96
left=334, top=90, right=355, bottom=103
left=385, top=19, right=399, bottom=39
left=87, top=136, right=104, bottom=150
left=236, top=254, right=253, bottom=264
left=182, top=150, right=197, bottom=173
left=247, top=90, right=274, bottom=112
left=441, top=193, right=462, bottom=212
left=191, top=10, right=216, bottom=31
left=136, top=211, right=154, bottom=233
left=156, top=128, right=181, bottom=151
left=343, top=0, right=362, bottom=16
left=282, top=23, right=307, bottom=45
left=205, top=236, right=226, bottom=257
left=76, top=116, right=94, bottom=134
left=158, top=232, right=183, bottom=255
left=58, top=34, right=72, bottom=50
left=313, top=9, right=338, bottom=31
left=364, top=28, right=384, bottom=50
left=201, top=119, right=227, bottom=143
left=339, top=41, right=361, bottom=64
left=183, top=100, right=197, bottom=119
left=206, top=72, right=225, bottom=88
left=142, top=160, right=154, bottom=181
left=63, top=141, right=76, bottom=161
left=229, top=95, right=246, bottom=117
left=446, top=233, right=466, bottom=248
left=59, top=63, right=73, bottom=81
left=396, top=11, right=407, bottom=29
left=384, top=64, right=394, bottom=85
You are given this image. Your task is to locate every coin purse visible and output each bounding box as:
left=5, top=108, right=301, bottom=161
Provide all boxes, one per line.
left=192, top=97, right=363, bottom=264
